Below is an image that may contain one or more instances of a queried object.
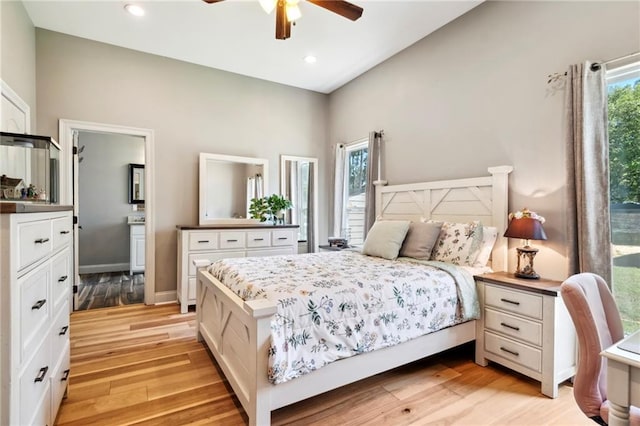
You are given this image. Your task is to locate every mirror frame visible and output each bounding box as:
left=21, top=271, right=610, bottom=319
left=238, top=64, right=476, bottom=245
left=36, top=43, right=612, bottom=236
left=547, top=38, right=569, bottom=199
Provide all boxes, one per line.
left=280, top=155, right=319, bottom=253
left=128, top=163, right=145, bottom=204
left=199, top=152, right=269, bottom=225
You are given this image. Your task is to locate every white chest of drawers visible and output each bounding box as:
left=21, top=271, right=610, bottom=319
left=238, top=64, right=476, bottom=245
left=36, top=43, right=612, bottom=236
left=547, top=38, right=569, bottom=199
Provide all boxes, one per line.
left=475, top=272, right=576, bottom=398
left=0, top=208, right=73, bottom=425
left=176, top=225, right=298, bottom=314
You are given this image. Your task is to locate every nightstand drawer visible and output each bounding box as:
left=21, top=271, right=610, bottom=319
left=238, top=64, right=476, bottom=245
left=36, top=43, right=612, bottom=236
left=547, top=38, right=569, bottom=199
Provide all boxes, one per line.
left=485, top=331, right=541, bottom=373
left=485, top=284, right=543, bottom=320
left=485, top=308, right=542, bottom=346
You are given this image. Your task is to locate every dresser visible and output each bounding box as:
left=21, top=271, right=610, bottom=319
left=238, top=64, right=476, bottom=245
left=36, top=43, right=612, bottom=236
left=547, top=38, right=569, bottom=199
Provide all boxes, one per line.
left=0, top=207, right=73, bottom=425
left=176, top=224, right=299, bottom=314
left=474, top=272, right=576, bottom=398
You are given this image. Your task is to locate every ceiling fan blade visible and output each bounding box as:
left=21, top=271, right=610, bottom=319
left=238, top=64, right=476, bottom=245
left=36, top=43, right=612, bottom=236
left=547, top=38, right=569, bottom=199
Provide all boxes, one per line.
left=202, top=0, right=225, bottom=3
left=307, top=0, right=363, bottom=21
left=275, top=0, right=291, bottom=40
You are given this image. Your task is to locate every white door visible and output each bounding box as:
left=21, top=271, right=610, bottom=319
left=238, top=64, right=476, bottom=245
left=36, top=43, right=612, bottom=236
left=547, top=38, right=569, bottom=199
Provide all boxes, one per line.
left=72, top=130, right=80, bottom=310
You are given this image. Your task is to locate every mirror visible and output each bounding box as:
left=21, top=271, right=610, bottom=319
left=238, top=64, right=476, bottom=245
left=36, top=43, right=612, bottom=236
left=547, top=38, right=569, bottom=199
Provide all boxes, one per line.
left=199, top=153, right=269, bottom=225
left=129, top=163, right=144, bottom=204
left=280, top=155, right=318, bottom=253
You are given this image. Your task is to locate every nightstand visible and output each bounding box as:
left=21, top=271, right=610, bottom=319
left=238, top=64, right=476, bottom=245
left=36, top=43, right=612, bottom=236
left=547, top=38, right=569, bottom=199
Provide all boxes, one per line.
left=474, top=271, right=576, bottom=398
left=318, top=244, right=359, bottom=252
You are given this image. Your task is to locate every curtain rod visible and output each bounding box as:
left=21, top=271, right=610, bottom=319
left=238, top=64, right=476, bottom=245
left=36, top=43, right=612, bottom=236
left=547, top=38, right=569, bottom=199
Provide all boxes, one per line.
left=591, top=51, right=640, bottom=71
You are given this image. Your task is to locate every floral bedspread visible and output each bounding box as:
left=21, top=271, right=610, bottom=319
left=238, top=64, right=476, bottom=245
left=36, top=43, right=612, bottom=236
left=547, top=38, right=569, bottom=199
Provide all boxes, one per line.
left=208, top=251, right=479, bottom=385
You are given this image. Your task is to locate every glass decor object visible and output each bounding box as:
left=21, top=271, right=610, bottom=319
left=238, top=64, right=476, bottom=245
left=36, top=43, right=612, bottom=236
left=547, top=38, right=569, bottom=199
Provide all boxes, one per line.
left=504, top=208, right=547, bottom=279
left=0, top=132, right=60, bottom=204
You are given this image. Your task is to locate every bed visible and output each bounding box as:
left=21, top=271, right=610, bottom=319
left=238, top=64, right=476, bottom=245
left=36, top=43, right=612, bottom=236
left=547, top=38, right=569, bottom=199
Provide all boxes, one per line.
left=195, top=165, right=513, bottom=425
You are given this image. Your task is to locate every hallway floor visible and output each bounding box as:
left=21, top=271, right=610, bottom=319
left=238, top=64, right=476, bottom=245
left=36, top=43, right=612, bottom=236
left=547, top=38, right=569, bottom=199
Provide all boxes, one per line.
left=77, top=271, right=144, bottom=310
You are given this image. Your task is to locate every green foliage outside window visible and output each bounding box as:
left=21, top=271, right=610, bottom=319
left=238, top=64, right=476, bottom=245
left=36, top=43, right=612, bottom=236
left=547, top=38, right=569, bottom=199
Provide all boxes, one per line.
left=348, top=148, right=368, bottom=197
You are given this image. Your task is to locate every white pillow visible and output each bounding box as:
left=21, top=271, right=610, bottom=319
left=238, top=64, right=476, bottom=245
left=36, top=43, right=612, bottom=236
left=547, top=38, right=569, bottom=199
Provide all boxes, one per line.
left=429, top=220, right=484, bottom=266
left=473, top=226, right=498, bottom=267
left=362, top=220, right=411, bottom=260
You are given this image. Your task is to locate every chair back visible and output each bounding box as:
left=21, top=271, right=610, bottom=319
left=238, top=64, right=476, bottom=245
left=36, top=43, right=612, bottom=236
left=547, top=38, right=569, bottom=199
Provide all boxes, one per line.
left=560, top=273, right=624, bottom=419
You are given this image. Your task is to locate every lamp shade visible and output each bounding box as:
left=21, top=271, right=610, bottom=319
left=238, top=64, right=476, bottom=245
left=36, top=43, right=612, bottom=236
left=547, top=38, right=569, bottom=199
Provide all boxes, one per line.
left=504, top=217, right=547, bottom=241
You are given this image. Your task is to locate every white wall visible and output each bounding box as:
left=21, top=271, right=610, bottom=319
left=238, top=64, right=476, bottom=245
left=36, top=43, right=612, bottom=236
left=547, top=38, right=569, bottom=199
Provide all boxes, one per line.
left=78, top=131, right=144, bottom=270
left=1, top=0, right=36, bottom=127
left=328, top=1, right=640, bottom=280
left=35, top=29, right=329, bottom=293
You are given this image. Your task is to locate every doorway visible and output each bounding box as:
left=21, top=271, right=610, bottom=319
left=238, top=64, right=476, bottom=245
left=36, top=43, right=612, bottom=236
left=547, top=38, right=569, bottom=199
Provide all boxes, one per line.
left=58, top=119, right=155, bottom=311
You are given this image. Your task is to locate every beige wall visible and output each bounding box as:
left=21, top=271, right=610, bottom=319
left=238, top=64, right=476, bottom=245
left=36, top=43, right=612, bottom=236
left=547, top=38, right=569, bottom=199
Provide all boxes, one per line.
left=35, top=29, right=329, bottom=294
left=328, top=1, right=640, bottom=280
left=1, top=0, right=36, bottom=127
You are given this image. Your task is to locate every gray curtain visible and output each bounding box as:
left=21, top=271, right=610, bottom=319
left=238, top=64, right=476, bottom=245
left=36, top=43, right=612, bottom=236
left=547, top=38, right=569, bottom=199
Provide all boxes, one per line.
left=332, top=144, right=346, bottom=237
left=565, top=61, right=612, bottom=284
left=307, top=161, right=315, bottom=252
left=364, top=131, right=382, bottom=237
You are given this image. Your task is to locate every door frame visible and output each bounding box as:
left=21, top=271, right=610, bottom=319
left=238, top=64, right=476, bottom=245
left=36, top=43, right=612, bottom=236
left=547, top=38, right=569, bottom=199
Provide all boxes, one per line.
left=59, top=119, right=156, bottom=305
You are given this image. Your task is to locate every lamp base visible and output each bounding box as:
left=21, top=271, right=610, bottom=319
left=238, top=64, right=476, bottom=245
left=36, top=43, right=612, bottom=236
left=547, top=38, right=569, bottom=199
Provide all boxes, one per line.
left=514, top=246, right=540, bottom=280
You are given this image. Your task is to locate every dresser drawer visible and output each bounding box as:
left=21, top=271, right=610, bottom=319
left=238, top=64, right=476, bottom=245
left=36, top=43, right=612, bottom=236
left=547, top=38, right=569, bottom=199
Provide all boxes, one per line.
left=18, top=219, right=52, bottom=271
left=219, top=231, right=246, bottom=249
left=188, top=251, right=245, bottom=276
left=188, top=232, right=219, bottom=251
left=19, top=336, right=52, bottom=426
left=51, top=343, right=71, bottom=422
left=485, top=331, right=542, bottom=373
left=19, top=262, right=51, bottom=364
left=272, top=229, right=294, bottom=246
left=51, top=300, right=70, bottom=360
left=51, top=248, right=71, bottom=311
left=247, top=231, right=271, bottom=248
left=485, top=284, right=543, bottom=320
left=484, top=308, right=542, bottom=347
left=52, top=215, right=72, bottom=251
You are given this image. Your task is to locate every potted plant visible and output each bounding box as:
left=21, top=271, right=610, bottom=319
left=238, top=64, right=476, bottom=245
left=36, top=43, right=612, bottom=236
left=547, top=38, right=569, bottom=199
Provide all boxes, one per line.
left=249, top=194, right=292, bottom=225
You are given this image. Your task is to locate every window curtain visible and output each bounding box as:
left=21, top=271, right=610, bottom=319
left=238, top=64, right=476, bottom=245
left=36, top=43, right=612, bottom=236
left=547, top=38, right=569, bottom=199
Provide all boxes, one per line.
left=565, top=61, right=612, bottom=285
left=333, top=144, right=346, bottom=237
left=364, top=131, right=382, bottom=237
left=307, top=161, right=316, bottom=252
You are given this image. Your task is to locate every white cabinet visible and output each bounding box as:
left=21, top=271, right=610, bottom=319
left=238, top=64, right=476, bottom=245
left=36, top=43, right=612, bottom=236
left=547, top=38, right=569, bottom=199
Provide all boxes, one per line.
left=176, top=225, right=298, bottom=314
left=475, top=272, right=576, bottom=398
left=0, top=209, right=72, bottom=425
left=129, top=224, right=145, bottom=274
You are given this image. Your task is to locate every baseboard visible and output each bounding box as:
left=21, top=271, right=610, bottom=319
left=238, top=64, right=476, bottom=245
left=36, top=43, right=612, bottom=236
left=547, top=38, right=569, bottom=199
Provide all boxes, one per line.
left=154, top=291, right=177, bottom=304
left=79, top=263, right=130, bottom=274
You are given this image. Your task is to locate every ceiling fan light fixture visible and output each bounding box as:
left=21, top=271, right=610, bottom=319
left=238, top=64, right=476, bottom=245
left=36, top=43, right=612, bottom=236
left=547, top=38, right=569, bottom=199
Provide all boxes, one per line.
left=124, top=4, right=145, bottom=17
left=259, top=0, right=276, bottom=14
left=285, top=0, right=301, bottom=22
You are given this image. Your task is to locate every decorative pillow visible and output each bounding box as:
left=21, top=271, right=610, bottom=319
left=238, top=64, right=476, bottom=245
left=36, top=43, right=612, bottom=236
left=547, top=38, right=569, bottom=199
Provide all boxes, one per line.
left=430, top=221, right=484, bottom=266
left=362, top=220, right=411, bottom=260
left=399, top=221, right=443, bottom=259
left=473, top=226, right=498, bottom=267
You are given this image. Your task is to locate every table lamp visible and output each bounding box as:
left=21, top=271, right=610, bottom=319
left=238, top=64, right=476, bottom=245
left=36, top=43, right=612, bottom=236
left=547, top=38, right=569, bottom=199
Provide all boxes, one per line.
left=504, top=208, right=547, bottom=279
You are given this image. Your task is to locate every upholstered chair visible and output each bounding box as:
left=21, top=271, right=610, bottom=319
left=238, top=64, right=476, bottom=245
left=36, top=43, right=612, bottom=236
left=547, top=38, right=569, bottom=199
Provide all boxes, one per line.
left=560, top=273, right=639, bottom=426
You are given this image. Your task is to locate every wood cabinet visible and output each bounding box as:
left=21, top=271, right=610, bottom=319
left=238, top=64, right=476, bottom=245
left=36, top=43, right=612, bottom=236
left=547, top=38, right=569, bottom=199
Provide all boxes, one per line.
left=0, top=209, right=73, bottom=425
left=176, top=225, right=298, bottom=314
left=475, top=272, right=576, bottom=398
left=129, top=224, right=145, bottom=274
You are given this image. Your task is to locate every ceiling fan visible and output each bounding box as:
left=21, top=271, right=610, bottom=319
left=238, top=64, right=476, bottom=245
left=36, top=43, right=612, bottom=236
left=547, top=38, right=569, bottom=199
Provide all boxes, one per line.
left=202, top=0, right=364, bottom=40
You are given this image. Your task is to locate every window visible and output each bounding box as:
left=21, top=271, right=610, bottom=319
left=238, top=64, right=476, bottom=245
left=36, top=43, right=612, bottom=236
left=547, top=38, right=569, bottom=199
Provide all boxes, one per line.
left=341, top=140, right=368, bottom=245
left=607, top=61, right=640, bottom=333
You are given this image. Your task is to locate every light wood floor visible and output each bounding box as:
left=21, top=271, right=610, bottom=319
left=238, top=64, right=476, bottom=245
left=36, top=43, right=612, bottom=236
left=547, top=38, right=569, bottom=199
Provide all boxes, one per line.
left=57, top=304, right=591, bottom=425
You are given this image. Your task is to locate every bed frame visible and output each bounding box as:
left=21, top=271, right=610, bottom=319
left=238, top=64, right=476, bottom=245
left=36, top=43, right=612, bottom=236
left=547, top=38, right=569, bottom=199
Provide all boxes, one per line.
left=195, top=165, right=513, bottom=425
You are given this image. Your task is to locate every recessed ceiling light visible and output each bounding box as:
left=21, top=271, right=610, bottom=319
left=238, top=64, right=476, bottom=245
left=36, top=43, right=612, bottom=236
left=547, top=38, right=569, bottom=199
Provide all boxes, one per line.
left=304, top=55, right=317, bottom=64
left=125, top=4, right=145, bottom=17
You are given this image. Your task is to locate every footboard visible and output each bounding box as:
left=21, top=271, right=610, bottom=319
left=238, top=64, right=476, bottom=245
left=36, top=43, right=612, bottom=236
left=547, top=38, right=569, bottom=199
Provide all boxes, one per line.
left=196, top=265, right=276, bottom=426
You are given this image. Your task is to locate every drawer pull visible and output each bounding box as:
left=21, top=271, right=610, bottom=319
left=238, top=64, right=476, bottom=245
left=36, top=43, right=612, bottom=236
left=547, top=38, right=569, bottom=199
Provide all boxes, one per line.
left=500, top=346, right=520, bottom=357
left=500, top=298, right=520, bottom=306
left=58, top=275, right=68, bottom=282
left=226, top=239, right=238, bottom=242
left=32, top=299, right=46, bottom=310
left=500, top=322, right=520, bottom=331
left=253, top=238, right=265, bottom=241
left=35, top=237, right=50, bottom=244
left=277, top=237, right=288, bottom=240
left=61, top=369, right=70, bottom=381
left=60, top=230, right=70, bottom=234
left=59, top=325, right=69, bottom=335
left=197, top=240, right=210, bottom=243
left=34, top=366, right=49, bottom=383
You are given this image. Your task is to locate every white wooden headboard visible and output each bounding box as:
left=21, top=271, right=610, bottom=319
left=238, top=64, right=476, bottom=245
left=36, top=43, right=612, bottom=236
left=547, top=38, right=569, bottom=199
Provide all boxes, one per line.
left=375, top=166, right=513, bottom=272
